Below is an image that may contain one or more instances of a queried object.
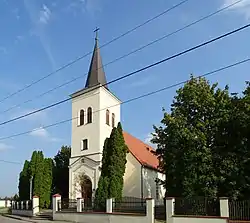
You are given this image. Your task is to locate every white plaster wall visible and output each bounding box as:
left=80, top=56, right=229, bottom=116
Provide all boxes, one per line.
left=142, top=168, right=165, bottom=200
left=99, top=87, right=121, bottom=161
left=157, top=172, right=166, bottom=198
left=6, top=200, right=11, bottom=207
left=54, top=213, right=109, bottom=223
left=123, top=153, right=166, bottom=200
left=71, top=87, right=121, bottom=162
left=54, top=213, right=152, bottom=223
left=0, top=200, right=11, bottom=207
left=69, top=157, right=100, bottom=199
left=123, top=153, right=141, bottom=198
left=0, top=200, right=8, bottom=207
left=172, top=217, right=228, bottom=223
left=71, top=88, right=101, bottom=161
left=12, top=210, right=33, bottom=217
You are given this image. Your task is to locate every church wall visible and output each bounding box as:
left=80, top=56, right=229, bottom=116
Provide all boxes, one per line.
left=99, top=87, right=121, bottom=160
left=123, top=153, right=142, bottom=198
left=71, top=88, right=102, bottom=161
left=142, top=167, right=165, bottom=200
left=157, top=171, right=166, bottom=198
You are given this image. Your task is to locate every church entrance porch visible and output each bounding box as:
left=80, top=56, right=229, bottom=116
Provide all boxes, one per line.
left=81, top=177, right=92, bottom=208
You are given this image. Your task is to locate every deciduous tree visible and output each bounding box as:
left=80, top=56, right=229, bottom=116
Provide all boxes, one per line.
left=152, top=76, right=230, bottom=198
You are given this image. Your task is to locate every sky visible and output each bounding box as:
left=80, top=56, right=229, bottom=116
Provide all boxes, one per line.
left=0, top=0, right=250, bottom=197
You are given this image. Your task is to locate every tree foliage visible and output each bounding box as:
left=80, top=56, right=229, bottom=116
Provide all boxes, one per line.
left=95, top=122, right=128, bottom=204
left=18, top=160, right=30, bottom=200
left=18, top=151, right=53, bottom=208
left=53, top=146, right=71, bottom=198
left=152, top=76, right=250, bottom=199
left=18, top=146, right=71, bottom=207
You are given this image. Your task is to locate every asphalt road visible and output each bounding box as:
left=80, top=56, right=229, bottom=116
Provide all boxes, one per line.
left=0, top=215, right=66, bottom=223
left=0, top=215, right=27, bottom=223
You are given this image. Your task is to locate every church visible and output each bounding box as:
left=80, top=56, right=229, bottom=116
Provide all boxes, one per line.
left=68, top=34, right=165, bottom=201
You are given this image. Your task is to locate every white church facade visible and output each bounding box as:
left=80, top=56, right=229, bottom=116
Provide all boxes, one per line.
left=68, top=34, right=165, bottom=201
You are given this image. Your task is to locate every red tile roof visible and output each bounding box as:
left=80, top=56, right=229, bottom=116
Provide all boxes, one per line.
left=123, top=131, right=159, bottom=171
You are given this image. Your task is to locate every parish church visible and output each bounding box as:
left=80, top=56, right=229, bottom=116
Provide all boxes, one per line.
left=68, top=33, right=165, bottom=201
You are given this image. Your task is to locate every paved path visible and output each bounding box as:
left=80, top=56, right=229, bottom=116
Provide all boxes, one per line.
left=0, top=215, right=55, bottom=223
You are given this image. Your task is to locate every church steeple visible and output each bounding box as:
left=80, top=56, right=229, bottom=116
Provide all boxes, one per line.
left=85, top=29, right=108, bottom=89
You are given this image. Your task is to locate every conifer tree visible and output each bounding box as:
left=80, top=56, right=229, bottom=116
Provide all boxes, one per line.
left=18, top=160, right=30, bottom=200
left=43, top=158, right=53, bottom=208
left=95, top=122, right=128, bottom=204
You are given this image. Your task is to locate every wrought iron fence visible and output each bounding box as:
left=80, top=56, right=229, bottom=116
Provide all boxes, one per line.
left=174, top=197, right=220, bottom=216
left=155, top=198, right=166, bottom=220
left=23, top=201, right=27, bottom=210
left=28, top=200, right=32, bottom=210
left=82, top=198, right=106, bottom=212
left=58, top=199, right=77, bottom=212
left=229, top=200, right=250, bottom=221
left=112, top=197, right=146, bottom=215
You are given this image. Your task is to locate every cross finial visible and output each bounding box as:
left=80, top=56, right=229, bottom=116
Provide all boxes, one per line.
left=94, top=27, right=100, bottom=41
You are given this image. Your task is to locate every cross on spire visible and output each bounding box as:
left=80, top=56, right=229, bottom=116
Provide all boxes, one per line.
left=85, top=26, right=108, bottom=89
left=94, top=27, right=100, bottom=40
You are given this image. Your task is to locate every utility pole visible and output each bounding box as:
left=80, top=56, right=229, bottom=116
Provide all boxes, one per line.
left=30, top=176, right=33, bottom=200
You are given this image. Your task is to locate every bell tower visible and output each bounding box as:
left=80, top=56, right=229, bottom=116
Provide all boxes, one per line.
left=70, top=32, right=121, bottom=163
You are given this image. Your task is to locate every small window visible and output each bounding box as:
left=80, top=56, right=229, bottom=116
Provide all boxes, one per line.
left=87, top=107, right=92, bottom=123
left=112, top=113, right=115, bottom=128
left=82, top=139, right=88, bottom=150
left=106, top=109, right=110, bottom=125
left=79, top=110, right=84, bottom=126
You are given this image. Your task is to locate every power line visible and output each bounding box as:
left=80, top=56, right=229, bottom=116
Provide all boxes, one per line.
left=0, top=21, right=249, bottom=126
left=0, top=159, right=22, bottom=165
left=0, top=0, right=189, bottom=104
left=0, top=0, right=244, bottom=115
left=0, top=57, right=249, bottom=141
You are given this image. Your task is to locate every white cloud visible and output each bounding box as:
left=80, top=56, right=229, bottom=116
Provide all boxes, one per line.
left=221, top=0, right=250, bottom=20
left=64, top=0, right=101, bottom=16
left=24, top=0, right=56, bottom=69
left=129, top=76, right=153, bottom=88
left=10, top=108, right=48, bottom=124
left=144, top=133, right=156, bottom=148
left=30, top=127, right=48, bottom=137
left=14, top=35, right=25, bottom=44
left=12, top=8, right=20, bottom=20
left=0, top=143, right=13, bottom=151
left=30, top=127, right=60, bottom=142
left=39, top=4, right=51, bottom=24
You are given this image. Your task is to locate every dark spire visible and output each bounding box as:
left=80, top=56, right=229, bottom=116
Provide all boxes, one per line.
left=85, top=28, right=108, bottom=89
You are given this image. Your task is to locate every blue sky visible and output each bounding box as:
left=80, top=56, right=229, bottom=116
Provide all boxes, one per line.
left=0, top=0, right=250, bottom=197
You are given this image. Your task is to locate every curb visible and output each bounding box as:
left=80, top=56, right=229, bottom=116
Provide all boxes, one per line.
left=2, top=214, right=37, bottom=223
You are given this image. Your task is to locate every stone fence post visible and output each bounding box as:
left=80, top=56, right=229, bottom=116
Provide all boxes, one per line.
left=220, top=197, right=229, bottom=217
left=166, top=197, right=175, bottom=223
left=32, top=196, right=39, bottom=216
left=52, top=194, right=61, bottom=215
left=106, top=198, right=113, bottom=213
left=77, top=198, right=83, bottom=212
left=146, top=198, right=155, bottom=223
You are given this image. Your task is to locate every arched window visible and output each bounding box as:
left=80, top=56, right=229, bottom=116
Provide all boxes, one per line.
left=106, top=109, right=110, bottom=125
left=112, top=113, right=115, bottom=128
left=87, top=107, right=92, bottom=123
left=79, top=110, right=84, bottom=126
